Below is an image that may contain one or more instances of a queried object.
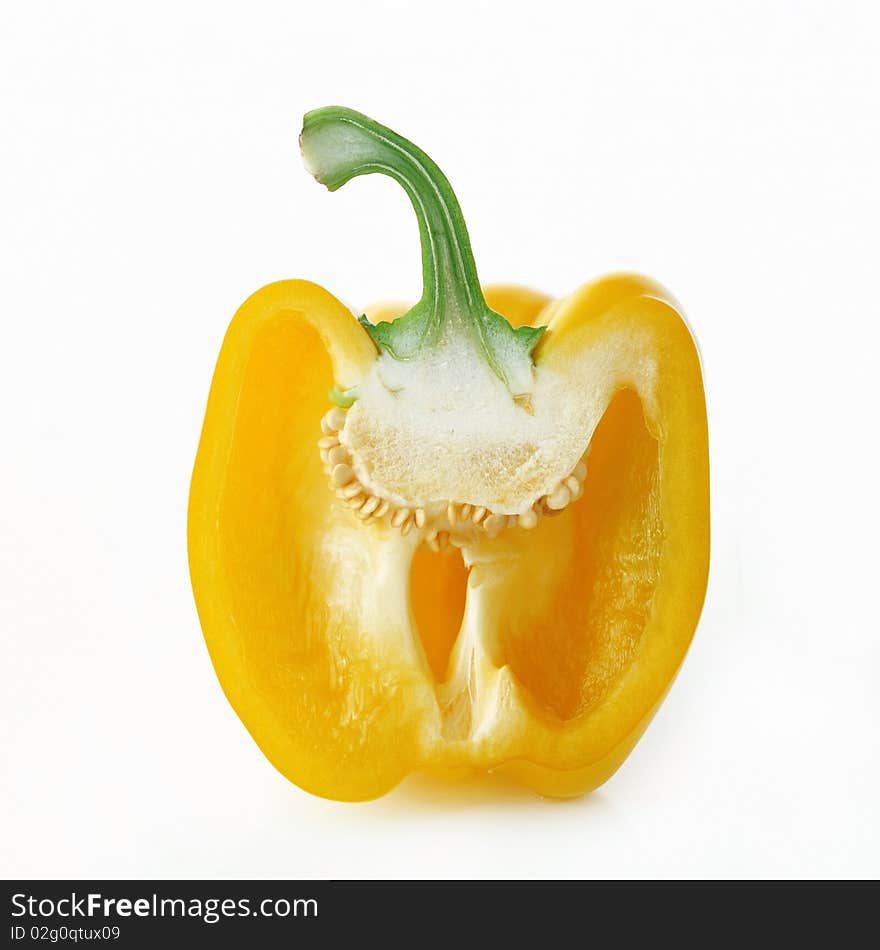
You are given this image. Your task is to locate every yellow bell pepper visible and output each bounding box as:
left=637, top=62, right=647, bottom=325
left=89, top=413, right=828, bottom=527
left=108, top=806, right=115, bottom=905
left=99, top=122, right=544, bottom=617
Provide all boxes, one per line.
left=188, top=107, right=709, bottom=801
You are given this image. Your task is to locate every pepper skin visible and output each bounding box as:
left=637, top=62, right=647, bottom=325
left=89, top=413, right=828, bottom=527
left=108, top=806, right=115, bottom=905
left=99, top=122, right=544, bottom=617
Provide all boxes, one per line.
left=188, top=108, right=709, bottom=801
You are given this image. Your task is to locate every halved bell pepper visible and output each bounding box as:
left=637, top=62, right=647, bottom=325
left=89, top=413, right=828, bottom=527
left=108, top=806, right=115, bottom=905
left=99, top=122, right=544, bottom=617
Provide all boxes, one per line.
left=188, top=107, right=709, bottom=801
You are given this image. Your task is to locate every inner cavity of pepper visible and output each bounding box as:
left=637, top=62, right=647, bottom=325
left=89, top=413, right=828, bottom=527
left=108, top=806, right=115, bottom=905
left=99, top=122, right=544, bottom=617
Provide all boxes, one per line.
left=315, top=387, right=664, bottom=737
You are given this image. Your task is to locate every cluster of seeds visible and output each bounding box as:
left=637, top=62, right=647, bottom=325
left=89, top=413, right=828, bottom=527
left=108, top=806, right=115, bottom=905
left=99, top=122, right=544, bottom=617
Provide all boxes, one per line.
left=318, top=406, right=588, bottom=549
left=318, top=406, right=422, bottom=532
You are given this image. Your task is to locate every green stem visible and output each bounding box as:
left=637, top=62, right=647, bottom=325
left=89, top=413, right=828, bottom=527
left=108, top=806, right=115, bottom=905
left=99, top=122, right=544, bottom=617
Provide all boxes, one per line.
left=300, top=106, right=543, bottom=390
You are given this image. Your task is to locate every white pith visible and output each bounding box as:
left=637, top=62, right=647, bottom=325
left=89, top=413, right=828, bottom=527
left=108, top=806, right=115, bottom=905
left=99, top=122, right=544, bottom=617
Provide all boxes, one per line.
left=317, top=331, right=593, bottom=547
left=341, top=332, right=587, bottom=514
left=320, top=406, right=589, bottom=547
left=318, top=347, right=587, bottom=550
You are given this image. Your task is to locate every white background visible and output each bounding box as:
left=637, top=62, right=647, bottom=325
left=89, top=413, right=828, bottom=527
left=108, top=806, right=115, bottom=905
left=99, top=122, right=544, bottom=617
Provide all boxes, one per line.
left=2, top=1, right=878, bottom=880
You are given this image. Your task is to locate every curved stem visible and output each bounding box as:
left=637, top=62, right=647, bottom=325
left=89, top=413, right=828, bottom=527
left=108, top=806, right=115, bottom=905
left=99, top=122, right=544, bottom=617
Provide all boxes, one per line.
left=300, top=106, right=485, bottom=339
left=300, top=106, right=544, bottom=393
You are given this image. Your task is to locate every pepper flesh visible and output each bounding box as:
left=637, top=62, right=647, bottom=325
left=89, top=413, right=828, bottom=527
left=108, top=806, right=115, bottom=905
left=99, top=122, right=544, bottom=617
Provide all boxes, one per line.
left=188, top=110, right=709, bottom=801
